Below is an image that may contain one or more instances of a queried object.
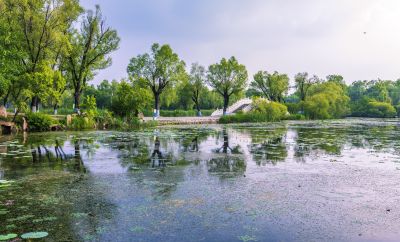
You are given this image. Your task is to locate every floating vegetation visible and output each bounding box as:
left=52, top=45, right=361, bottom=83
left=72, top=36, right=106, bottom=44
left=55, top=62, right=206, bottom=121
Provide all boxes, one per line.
left=0, top=180, right=13, bottom=188
left=238, top=235, right=258, bottom=242
left=0, top=209, right=8, bottom=215
left=32, top=216, right=57, bottom=223
left=130, top=226, right=145, bottom=233
left=0, top=234, right=18, bottom=241
left=7, top=214, right=35, bottom=222
left=5, top=224, right=16, bottom=230
left=71, top=212, right=88, bottom=218
left=20, top=232, right=49, bottom=239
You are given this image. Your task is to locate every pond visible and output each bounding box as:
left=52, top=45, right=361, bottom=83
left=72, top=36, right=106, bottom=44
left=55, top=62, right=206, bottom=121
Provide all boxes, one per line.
left=1, top=119, right=400, bottom=241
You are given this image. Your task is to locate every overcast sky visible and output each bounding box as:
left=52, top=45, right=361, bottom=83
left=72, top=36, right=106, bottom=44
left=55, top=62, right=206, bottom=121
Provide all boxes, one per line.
left=80, top=0, right=400, bottom=85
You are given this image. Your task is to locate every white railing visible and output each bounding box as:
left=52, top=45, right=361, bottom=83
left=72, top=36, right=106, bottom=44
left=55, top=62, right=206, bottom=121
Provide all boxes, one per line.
left=211, top=98, right=253, bottom=116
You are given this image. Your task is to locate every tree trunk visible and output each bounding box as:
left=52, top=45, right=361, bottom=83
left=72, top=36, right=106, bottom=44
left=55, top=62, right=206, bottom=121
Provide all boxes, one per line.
left=31, top=96, right=39, bottom=112
left=153, top=92, right=160, bottom=119
left=53, top=103, right=58, bottom=115
left=223, top=94, right=229, bottom=115
left=195, top=102, right=201, bottom=117
left=74, top=91, right=81, bottom=114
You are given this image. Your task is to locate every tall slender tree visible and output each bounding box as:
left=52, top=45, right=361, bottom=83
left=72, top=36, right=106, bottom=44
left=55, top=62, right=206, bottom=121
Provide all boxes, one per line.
left=189, top=63, right=206, bottom=116
left=65, top=5, right=120, bottom=112
left=127, top=43, right=186, bottom=119
left=207, top=57, right=248, bottom=115
left=294, top=72, right=319, bottom=101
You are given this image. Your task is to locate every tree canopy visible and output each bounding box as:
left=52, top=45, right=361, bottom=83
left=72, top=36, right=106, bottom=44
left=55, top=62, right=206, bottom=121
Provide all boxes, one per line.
left=127, top=43, right=186, bottom=118
left=207, top=57, right=248, bottom=115
left=250, top=71, right=289, bottom=102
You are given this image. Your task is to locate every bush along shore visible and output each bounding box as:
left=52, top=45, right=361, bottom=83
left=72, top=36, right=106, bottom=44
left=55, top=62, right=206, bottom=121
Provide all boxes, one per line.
left=0, top=111, right=157, bottom=134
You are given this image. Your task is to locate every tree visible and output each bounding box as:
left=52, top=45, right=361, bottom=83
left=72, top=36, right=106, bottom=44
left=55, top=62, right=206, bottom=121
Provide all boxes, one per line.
left=304, top=81, right=350, bottom=119
left=294, top=72, right=319, bottom=101
left=3, top=0, right=81, bottom=112
left=111, top=80, right=152, bottom=119
left=251, top=71, right=289, bottom=102
left=65, top=5, right=120, bottom=112
left=189, top=63, right=206, bottom=116
left=207, top=57, right=248, bottom=115
left=175, top=78, right=193, bottom=110
left=127, top=43, right=186, bottom=118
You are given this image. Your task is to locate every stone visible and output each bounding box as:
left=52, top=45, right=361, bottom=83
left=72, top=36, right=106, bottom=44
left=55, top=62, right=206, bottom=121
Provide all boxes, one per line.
left=22, top=117, right=28, bottom=131
left=138, top=112, right=144, bottom=120
left=0, top=106, right=7, bottom=118
left=66, top=115, right=72, bottom=126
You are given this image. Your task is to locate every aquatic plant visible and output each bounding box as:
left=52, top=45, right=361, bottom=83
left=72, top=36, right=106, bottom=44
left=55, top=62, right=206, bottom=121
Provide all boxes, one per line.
left=0, top=234, right=18, bottom=241
left=21, top=232, right=49, bottom=239
left=238, top=235, right=258, bottom=242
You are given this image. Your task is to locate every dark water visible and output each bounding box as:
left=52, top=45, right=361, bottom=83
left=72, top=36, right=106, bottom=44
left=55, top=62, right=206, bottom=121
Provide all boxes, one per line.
left=2, top=119, right=400, bottom=241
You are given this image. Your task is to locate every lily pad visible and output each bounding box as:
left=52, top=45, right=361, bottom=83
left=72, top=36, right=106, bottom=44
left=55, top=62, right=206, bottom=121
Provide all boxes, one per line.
left=21, top=232, right=49, bottom=239
left=0, top=234, right=18, bottom=241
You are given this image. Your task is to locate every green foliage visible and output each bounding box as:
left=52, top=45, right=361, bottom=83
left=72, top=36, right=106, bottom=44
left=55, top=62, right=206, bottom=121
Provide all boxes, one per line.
left=294, top=72, right=319, bottom=101
left=285, top=114, right=306, bottom=120
left=83, top=95, right=98, bottom=117
left=285, top=102, right=303, bottom=114
left=145, top=109, right=214, bottom=117
left=188, top=63, right=207, bottom=113
left=348, top=79, right=400, bottom=118
left=127, top=43, right=186, bottom=114
left=220, top=99, right=288, bottom=123
left=207, top=56, right=248, bottom=114
left=251, top=71, right=289, bottom=102
left=253, top=99, right=288, bottom=121
left=65, top=5, right=120, bottom=110
left=352, top=98, right=396, bottom=118
left=367, top=101, right=397, bottom=118
left=304, top=82, right=350, bottom=119
left=70, top=116, right=95, bottom=130
left=219, top=113, right=269, bottom=124
left=26, top=112, right=55, bottom=132
left=111, top=80, right=152, bottom=118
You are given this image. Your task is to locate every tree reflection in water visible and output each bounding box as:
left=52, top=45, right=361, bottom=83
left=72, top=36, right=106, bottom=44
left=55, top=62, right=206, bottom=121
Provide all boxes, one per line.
left=151, top=136, right=166, bottom=167
left=215, top=128, right=241, bottom=154
left=208, top=128, right=246, bottom=176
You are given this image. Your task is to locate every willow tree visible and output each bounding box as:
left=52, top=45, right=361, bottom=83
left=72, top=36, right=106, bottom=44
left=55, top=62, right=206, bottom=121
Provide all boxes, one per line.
left=251, top=71, right=289, bottom=102
left=127, top=43, right=186, bottom=118
left=207, top=57, right=248, bottom=115
left=65, top=5, right=120, bottom=112
left=294, top=72, right=319, bottom=101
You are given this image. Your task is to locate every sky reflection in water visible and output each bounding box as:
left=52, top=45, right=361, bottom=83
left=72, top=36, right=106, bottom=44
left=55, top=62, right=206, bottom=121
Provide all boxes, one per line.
left=1, top=120, right=400, bottom=241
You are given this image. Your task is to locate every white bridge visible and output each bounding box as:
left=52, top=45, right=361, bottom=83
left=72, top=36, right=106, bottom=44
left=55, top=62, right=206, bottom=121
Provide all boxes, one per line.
left=211, top=98, right=253, bottom=117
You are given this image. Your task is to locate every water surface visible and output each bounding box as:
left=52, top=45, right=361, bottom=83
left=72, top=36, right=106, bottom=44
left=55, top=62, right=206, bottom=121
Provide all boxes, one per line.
left=1, top=119, right=400, bottom=241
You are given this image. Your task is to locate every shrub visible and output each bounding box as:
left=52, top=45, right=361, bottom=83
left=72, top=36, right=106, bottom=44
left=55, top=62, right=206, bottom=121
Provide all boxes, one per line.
left=219, top=99, right=288, bottom=124
left=70, top=116, right=95, bottom=130
left=365, top=101, right=396, bottom=118
left=83, top=95, right=98, bottom=118
left=143, top=109, right=214, bottom=117
left=219, top=113, right=268, bottom=124
left=253, top=99, right=288, bottom=121
left=285, top=102, right=303, bottom=114
left=25, top=112, right=55, bottom=132
left=285, top=114, right=306, bottom=120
